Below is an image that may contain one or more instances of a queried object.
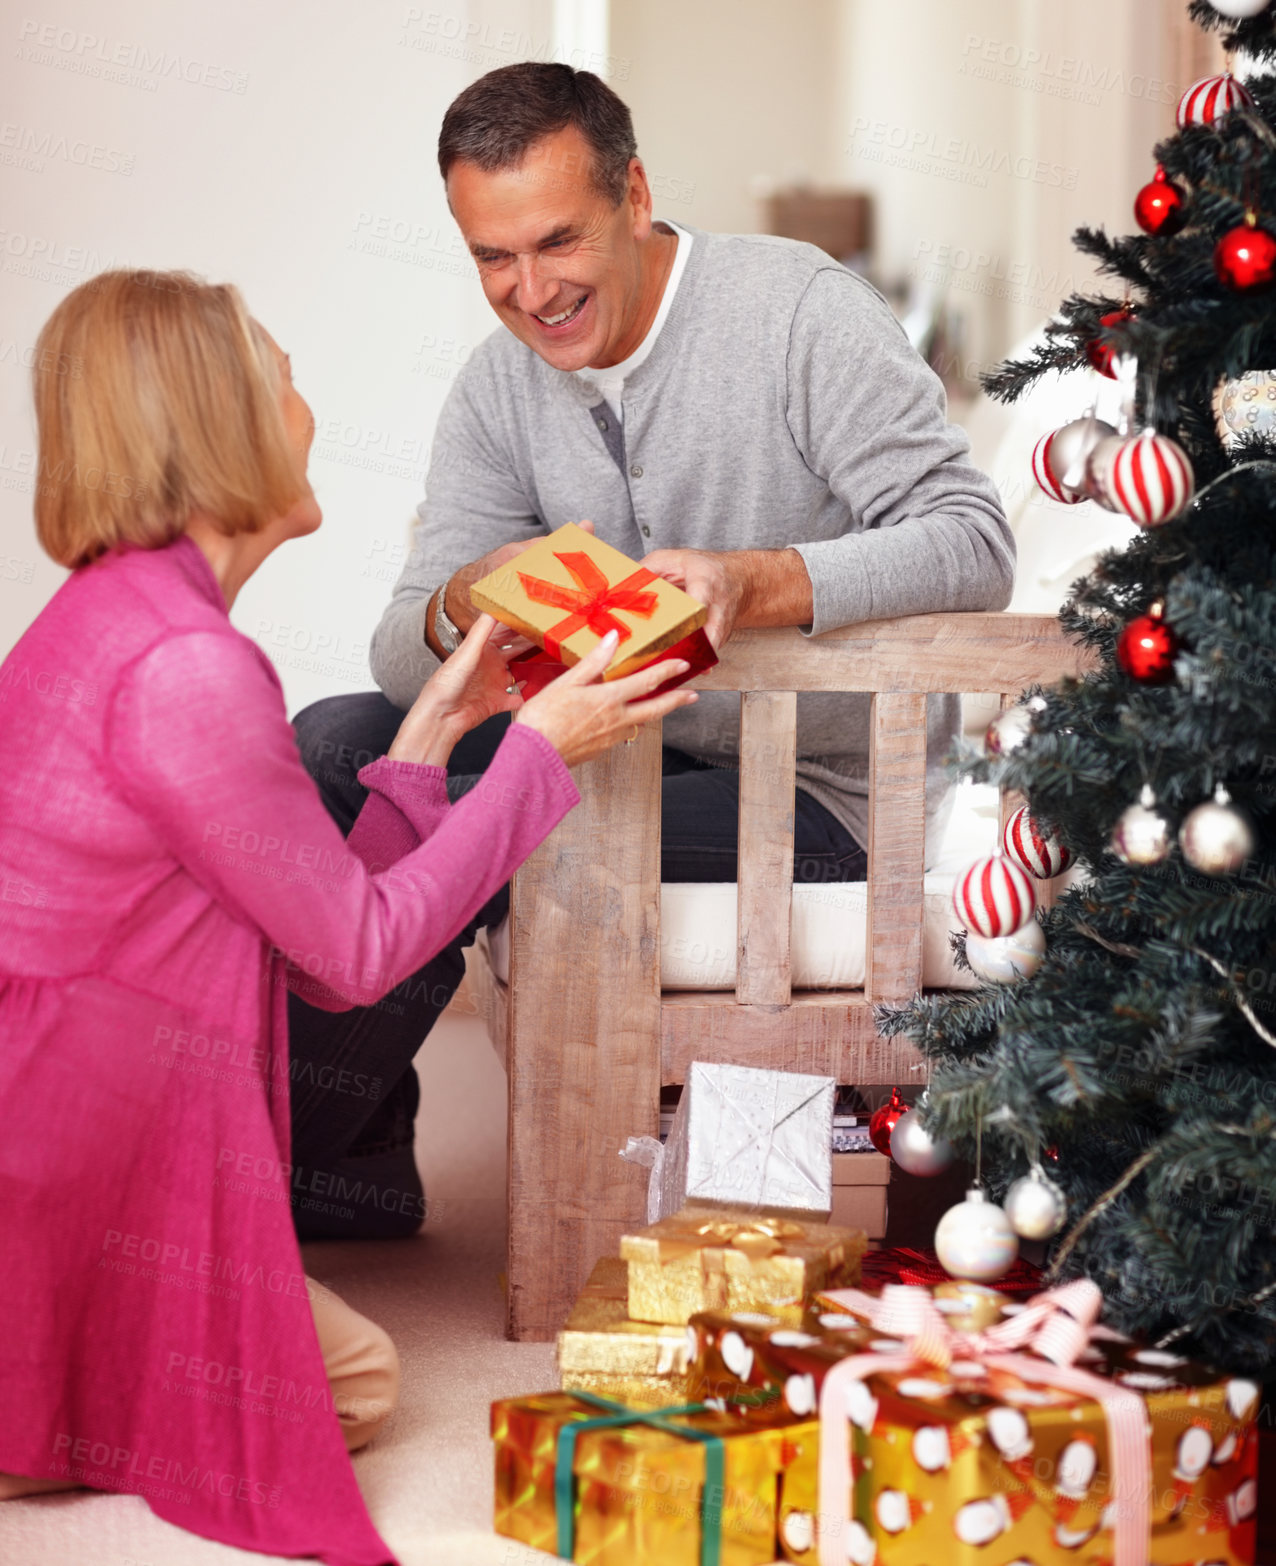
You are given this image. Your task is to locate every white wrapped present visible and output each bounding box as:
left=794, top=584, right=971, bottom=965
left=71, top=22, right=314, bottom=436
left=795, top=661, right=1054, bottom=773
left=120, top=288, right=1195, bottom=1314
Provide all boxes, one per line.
left=622, top=1062, right=834, bottom=1223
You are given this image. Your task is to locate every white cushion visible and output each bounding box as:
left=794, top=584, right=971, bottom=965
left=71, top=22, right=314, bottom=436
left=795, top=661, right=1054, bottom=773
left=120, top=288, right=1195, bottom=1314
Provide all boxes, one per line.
left=486, top=781, right=1006, bottom=992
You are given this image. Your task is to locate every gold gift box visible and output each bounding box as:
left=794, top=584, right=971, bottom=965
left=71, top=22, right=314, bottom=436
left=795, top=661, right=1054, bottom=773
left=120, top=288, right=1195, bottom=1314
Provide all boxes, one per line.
left=470, top=521, right=707, bottom=680
left=620, top=1205, right=866, bottom=1327
left=491, top=1387, right=817, bottom=1566
left=558, top=1257, right=693, bottom=1408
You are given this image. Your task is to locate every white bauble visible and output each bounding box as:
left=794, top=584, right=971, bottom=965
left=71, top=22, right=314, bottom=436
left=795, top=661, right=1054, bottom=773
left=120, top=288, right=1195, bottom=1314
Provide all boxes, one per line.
left=890, top=1109, right=955, bottom=1176
left=1209, top=0, right=1270, bottom=18
left=935, top=1187, right=1019, bottom=1282
left=1179, top=785, right=1255, bottom=877
left=1111, top=784, right=1172, bottom=867
left=1003, top=1168, right=1068, bottom=1240
left=965, top=919, right=1046, bottom=984
left=985, top=697, right=1045, bottom=755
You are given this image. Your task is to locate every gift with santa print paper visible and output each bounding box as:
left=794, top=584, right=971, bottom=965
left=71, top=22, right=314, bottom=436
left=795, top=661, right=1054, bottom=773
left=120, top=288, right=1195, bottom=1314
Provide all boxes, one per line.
left=686, top=1280, right=1260, bottom=1565
left=469, top=521, right=717, bottom=694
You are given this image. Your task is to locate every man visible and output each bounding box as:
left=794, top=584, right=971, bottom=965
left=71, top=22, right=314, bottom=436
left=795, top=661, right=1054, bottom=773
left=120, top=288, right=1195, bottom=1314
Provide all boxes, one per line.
left=287, top=62, right=1014, bottom=1239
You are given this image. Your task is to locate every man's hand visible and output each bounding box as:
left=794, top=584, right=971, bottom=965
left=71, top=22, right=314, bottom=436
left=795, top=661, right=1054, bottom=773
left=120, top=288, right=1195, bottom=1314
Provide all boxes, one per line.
left=638, top=546, right=813, bottom=650
left=430, top=520, right=599, bottom=655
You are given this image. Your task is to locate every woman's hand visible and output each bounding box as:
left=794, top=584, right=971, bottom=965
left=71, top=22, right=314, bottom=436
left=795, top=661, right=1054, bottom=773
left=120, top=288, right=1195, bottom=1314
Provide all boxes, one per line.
left=387, top=614, right=523, bottom=767
left=514, top=629, right=698, bottom=768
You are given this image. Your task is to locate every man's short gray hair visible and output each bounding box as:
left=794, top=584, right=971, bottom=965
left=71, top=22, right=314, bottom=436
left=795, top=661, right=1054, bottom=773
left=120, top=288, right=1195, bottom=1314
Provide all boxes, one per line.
left=438, top=62, right=637, bottom=207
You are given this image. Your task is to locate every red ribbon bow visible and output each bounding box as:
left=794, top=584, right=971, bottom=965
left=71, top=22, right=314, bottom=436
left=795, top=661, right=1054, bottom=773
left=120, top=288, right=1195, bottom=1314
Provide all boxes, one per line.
left=517, top=551, right=660, bottom=660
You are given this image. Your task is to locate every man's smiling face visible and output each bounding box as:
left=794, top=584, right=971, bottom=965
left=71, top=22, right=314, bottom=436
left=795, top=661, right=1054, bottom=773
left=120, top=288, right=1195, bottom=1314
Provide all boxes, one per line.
left=446, top=123, right=652, bottom=372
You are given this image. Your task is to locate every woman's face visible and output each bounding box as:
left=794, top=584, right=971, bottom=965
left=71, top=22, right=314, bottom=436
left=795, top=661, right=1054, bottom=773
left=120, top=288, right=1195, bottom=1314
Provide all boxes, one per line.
left=259, top=325, right=321, bottom=536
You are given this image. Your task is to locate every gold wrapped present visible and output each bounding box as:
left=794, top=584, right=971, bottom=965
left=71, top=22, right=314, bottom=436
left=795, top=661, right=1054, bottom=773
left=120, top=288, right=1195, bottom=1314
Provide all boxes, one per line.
left=558, top=1257, right=693, bottom=1408
left=620, top=1206, right=866, bottom=1327
left=491, top=1387, right=817, bottom=1565
left=688, top=1283, right=1261, bottom=1564
left=470, top=521, right=709, bottom=680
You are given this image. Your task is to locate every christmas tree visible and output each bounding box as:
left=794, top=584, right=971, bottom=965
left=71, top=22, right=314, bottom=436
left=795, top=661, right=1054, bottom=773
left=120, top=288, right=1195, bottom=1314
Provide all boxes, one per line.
left=884, top=0, right=1276, bottom=1378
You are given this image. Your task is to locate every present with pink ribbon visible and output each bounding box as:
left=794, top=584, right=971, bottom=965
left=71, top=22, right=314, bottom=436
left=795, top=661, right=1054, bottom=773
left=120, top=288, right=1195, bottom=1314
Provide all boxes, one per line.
left=687, top=1279, right=1260, bottom=1565
left=470, top=521, right=717, bottom=691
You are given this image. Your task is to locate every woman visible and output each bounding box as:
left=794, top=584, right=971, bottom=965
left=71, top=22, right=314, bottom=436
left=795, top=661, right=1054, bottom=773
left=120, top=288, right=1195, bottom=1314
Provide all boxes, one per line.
left=0, top=270, right=695, bottom=1565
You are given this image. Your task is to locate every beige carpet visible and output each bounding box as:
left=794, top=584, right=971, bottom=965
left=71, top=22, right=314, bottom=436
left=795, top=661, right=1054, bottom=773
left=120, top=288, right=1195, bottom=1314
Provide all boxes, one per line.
left=0, top=1007, right=559, bottom=1566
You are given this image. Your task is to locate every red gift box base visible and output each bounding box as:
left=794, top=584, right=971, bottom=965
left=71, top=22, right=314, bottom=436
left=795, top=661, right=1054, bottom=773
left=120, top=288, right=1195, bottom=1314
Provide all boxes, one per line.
left=508, top=626, right=717, bottom=699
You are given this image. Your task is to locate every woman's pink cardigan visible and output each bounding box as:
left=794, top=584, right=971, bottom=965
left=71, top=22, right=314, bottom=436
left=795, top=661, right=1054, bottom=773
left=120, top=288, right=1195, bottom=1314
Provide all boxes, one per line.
left=0, top=534, right=579, bottom=1564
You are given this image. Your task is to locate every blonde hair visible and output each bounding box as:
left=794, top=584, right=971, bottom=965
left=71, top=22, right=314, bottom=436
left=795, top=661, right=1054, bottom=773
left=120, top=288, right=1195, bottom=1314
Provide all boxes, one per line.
left=32, top=269, right=307, bottom=568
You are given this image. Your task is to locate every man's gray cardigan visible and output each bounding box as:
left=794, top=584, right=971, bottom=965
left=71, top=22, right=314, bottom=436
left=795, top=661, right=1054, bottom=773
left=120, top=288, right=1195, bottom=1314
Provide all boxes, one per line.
left=371, top=224, right=1015, bottom=858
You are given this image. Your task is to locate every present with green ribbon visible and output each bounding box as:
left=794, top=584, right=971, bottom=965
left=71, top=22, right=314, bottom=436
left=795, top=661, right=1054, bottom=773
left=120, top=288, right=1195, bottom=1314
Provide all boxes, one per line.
left=491, top=1386, right=817, bottom=1565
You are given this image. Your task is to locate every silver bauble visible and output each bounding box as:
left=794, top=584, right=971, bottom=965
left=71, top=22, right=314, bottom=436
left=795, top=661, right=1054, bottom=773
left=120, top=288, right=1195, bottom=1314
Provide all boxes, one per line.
left=1111, top=784, right=1172, bottom=866
left=934, top=1187, right=1019, bottom=1282
left=1214, top=368, right=1276, bottom=449
left=1208, top=0, right=1271, bottom=18
left=965, top=918, right=1046, bottom=984
left=986, top=696, right=1046, bottom=756
left=890, top=1109, right=956, bottom=1176
left=1003, top=1167, right=1067, bottom=1240
left=1048, top=416, right=1118, bottom=498
left=1179, top=784, right=1255, bottom=876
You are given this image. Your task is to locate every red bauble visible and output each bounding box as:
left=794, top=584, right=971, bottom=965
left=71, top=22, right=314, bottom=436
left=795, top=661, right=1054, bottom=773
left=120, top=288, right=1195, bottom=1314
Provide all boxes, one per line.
left=1134, top=166, right=1186, bottom=237
left=1215, top=216, right=1276, bottom=291
left=1116, top=607, right=1179, bottom=684
left=869, top=1086, right=906, bottom=1157
left=1085, top=308, right=1134, bottom=378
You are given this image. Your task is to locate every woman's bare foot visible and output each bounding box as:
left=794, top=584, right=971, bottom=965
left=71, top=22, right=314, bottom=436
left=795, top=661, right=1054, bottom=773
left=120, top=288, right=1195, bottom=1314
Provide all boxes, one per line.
left=0, top=1472, right=83, bottom=1500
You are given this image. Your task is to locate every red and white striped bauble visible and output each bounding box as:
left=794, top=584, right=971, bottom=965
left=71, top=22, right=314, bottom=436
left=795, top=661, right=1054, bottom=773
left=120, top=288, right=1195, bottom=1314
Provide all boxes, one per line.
left=952, top=856, right=1036, bottom=939
left=1176, top=73, right=1256, bottom=129
left=1032, top=430, right=1085, bottom=504
left=1003, top=806, right=1072, bottom=879
left=1086, top=430, right=1194, bottom=525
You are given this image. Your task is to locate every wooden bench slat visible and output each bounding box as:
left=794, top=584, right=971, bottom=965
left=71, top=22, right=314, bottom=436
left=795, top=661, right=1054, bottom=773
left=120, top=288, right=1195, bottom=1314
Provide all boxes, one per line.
left=694, top=615, right=1087, bottom=694
left=661, top=990, right=927, bottom=1084
left=736, top=690, right=797, bottom=1006
left=505, top=723, right=662, bottom=1342
left=865, top=692, right=928, bottom=1004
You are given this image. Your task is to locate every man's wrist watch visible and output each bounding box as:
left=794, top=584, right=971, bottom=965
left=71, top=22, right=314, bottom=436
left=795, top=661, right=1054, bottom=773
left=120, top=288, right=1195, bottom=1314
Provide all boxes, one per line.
left=431, top=585, right=462, bottom=655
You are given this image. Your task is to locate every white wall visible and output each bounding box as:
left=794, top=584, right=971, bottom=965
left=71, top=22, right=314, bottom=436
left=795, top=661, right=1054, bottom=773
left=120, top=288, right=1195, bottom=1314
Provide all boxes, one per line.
left=0, top=0, right=595, bottom=715
left=609, top=0, right=839, bottom=237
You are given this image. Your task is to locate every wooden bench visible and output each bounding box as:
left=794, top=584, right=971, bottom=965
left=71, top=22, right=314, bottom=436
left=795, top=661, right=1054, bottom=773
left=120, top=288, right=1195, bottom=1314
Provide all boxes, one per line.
left=464, top=612, right=1092, bottom=1340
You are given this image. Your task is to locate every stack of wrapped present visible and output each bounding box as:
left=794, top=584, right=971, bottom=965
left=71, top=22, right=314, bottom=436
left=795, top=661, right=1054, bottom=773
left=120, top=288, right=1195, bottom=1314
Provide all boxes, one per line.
left=495, top=1273, right=1260, bottom=1564
left=493, top=1198, right=865, bottom=1566
left=491, top=1062, right=1261, bottom=1564
left=556, top=1206, right=869, bottom=1409
left=555, top=1062, right=860, bottom=1407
